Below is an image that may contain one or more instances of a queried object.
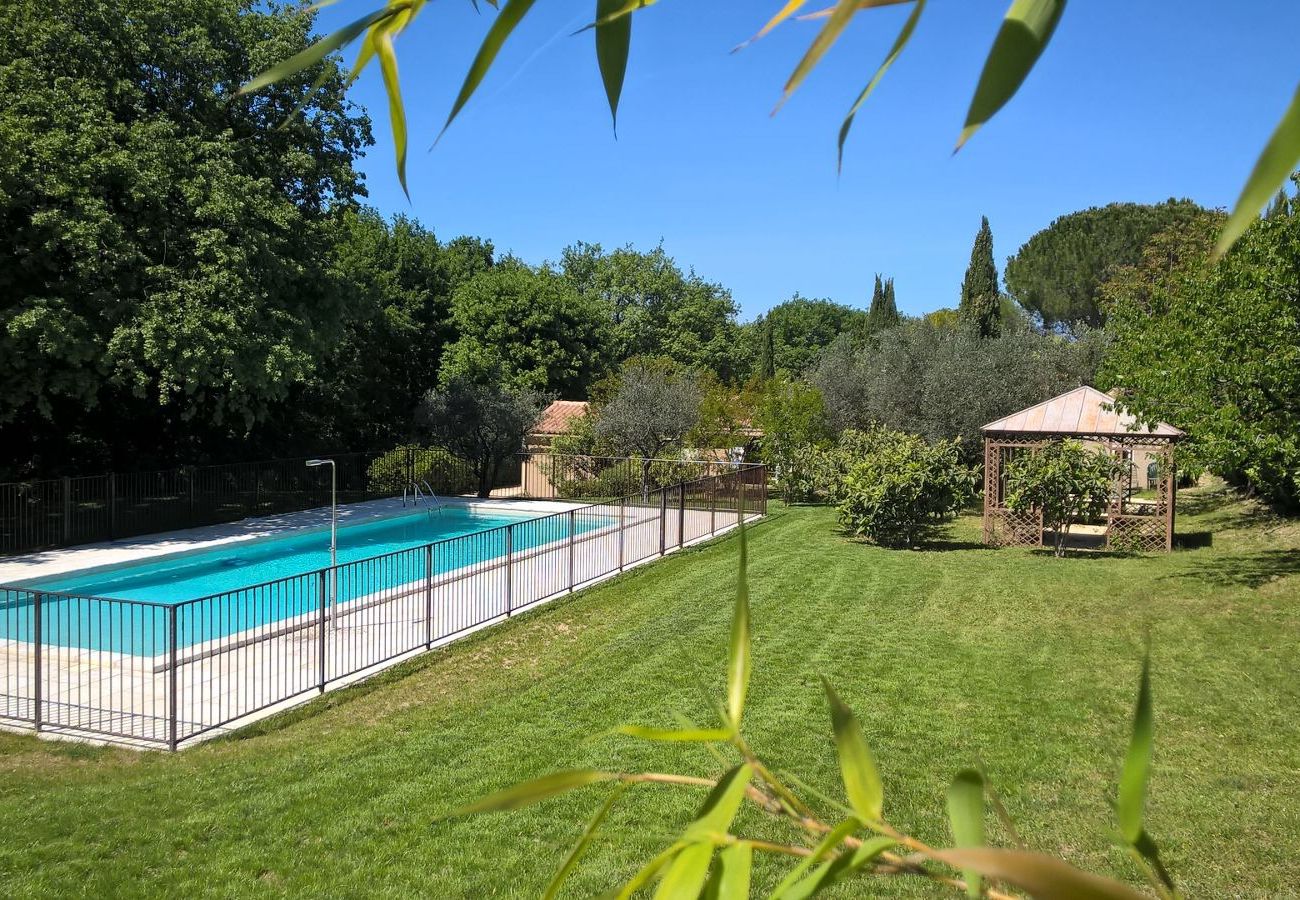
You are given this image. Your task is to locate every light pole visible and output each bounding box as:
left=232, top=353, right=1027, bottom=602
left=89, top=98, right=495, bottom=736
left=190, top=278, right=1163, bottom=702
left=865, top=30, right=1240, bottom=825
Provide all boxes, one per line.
left=306, top=458, right=337, bottom=625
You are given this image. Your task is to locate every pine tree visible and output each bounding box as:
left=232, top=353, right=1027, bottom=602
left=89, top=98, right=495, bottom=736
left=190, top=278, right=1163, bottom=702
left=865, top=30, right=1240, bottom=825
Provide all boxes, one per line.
left=960, top=216, right=1001, bottom=337
left=866, top=274, right=901, bottom=333
left=1266, top=186, right=1290, bottom=219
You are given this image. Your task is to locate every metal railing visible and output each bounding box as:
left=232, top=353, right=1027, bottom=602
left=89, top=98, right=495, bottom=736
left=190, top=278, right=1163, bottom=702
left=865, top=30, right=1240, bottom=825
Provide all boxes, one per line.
left=0, top=463, right=766, bottom=749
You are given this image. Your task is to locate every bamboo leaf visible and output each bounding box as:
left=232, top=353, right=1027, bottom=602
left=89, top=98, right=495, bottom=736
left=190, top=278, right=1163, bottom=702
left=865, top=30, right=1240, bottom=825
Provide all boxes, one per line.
left=654, top=841, right=715, bottom=900
left=1133, top=829, right=1178, bottom=896
left=836, top=0, right=926, bottom=171
left=776, top=835, right=896, bottom=900
left=726, top=524, right=752, bottom=728
left=704, top=841, right=752, bottom=900
left=543, top=785, right=626, bottom=900
left=375, top=25, right=409, bottom=198
left=934, top=848, right=1149, bottom=900
left=778, top=0, right=859, bottom=111
left=1117, top=652, right=1153, bottom=845
left=440, top=0, right=540, bottom=140
left=446, top=769, right=616, bottom=816
left=822, top=679, right=883, bottom=822
left=616, top=725, right=733, bottom=742
left=946, top=769, right=986, bottom=898
left=768, top=817, right=860, bottom=898
left=578, top=0, right=659, bottom=32
left=595, top=0, right=633, bottom=133
left=1215, top=81, right=1300, bottom=259
left=240, top=5, right=403, bottom=95
left=734, top=0, right=809, bottom=52
left=683, top=764, right=754, bottom=842
left=615, top=843, right=686, bottom=900
left=956, top=0, right=1066, bottom=150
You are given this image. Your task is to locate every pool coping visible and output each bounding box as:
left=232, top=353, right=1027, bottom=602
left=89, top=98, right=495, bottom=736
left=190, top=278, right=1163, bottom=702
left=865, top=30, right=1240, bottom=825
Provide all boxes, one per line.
left=0, top=496, right=584, bottom=585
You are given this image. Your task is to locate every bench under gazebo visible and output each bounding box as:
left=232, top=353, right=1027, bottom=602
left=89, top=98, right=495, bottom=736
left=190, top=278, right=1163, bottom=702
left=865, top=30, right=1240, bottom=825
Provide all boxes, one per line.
left=982, top=386, right=1184, bottom=552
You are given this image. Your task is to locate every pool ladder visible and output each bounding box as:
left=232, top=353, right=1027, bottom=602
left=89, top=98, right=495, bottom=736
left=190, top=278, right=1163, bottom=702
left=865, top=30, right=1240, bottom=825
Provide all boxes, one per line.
left=403, top=479, right=445, bottom=516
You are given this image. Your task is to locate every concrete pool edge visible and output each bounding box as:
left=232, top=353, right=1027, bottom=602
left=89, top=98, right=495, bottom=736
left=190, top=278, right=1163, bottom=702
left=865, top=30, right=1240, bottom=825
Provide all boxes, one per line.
left=0, top=496, right=585, bottom=585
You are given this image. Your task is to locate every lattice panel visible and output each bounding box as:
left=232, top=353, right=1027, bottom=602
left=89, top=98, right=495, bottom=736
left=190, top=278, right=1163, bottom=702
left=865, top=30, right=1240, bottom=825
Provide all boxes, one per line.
left=987, top=508, right=1043, bottom=548
left=1107, top=515, right=1167, bottom=553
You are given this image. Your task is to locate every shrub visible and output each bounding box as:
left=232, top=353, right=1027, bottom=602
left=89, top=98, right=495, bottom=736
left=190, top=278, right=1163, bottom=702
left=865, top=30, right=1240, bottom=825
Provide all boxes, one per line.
left=836, top=430, right=977, bottom=547
left=367, top=446, right=477, bottom=496
left=1004, top=440, right=1122, bottom=557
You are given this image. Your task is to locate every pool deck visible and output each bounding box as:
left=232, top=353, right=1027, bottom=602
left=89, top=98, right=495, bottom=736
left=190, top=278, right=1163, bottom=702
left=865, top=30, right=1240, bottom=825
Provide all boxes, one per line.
left=0, top=496, right=583, bottom=584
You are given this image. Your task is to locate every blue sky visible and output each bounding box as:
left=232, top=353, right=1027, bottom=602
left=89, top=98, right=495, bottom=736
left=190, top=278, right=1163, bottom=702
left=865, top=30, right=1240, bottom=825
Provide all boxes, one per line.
left=318, top=0, right=1300, bottom=320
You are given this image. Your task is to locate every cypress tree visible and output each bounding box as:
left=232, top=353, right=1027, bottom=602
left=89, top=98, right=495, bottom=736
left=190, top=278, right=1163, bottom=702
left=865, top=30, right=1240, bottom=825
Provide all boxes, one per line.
left=757, top=317, right=776, bottom=379
left=960, top=216, right=1001, bottom=337
left=867, top=274, right=901, bottom=333
left=1267, top=187, right=1290, bottom=219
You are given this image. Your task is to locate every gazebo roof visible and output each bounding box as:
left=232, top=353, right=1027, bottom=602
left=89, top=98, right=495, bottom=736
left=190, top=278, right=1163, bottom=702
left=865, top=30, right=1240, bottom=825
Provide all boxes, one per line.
left=983, top=386, right=1183, bottom=439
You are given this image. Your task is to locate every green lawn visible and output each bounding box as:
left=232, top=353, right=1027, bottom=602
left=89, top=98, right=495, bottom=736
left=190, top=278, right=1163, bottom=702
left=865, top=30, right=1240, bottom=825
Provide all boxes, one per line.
left=1, top=484, right=1298, bottom=898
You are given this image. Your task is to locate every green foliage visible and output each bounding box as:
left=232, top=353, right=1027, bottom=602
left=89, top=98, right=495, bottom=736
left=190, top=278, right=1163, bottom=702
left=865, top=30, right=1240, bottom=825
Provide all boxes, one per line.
left=1005, top=199, right=1209, bottom=327
left=865, top=275, right=902, bottom=335
left=835, top=429, right=978, bottom=547
left=562, top=242, right=740, bottom=381
left=1100, top=203, right=1300, bottom=512
left=450, top=514, right=1174, bottom=900
left=745, top=295, right=867, bottom=376
left=811, top=321, right=1107, bottom=451
left=1004, top=440, right=1122, bottom=557
left=416, top=377, right=549, bottom=497
left=752, top=376, right=832, bottom=502
left=366, top=445, right=477, bottom=495
left=0, top=0, right=370, bottom=475
left=959, top=216, right=1001, bottom=338
left=440, top=261, right=614, bottom=397
left=591, top=359, right=702, bottom=495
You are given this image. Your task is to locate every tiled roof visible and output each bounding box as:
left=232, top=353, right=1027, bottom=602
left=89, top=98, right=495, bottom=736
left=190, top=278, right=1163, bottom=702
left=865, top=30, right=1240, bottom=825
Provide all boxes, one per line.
left=983, top=386, right=1183, bottom=438
left=534, top=400, right=589, bottom=435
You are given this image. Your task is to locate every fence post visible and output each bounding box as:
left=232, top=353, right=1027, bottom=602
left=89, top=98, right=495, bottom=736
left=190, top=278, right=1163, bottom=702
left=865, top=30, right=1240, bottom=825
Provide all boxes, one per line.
left=317, top=569, right=327, bottom=693
left=618, top=499, right=626, bottom=571
left=738, top=472, right=746, bottom=526
left=406, top=445, right=415, bottom=492
left=505, top=525, right=514, bottom=617
left=61, top=477, right=71, bottom=543
left=678, top=483, right=686, bottom=549
left=32, top=592, right=42, bottom=733
left=568, top=510, right=577, bottom=593
left=253, top=469, right=261, bottom=516
left=711, top=477, right=717, bottom=535
left=424, top=544, right=434, bottom=650
left=187, top=468, right=195, bottom=528
left=168, top=605, right=179, bottom=751
left=658, top=490, right=667, bottom=556
left=107, top=473, right=117, bottom=539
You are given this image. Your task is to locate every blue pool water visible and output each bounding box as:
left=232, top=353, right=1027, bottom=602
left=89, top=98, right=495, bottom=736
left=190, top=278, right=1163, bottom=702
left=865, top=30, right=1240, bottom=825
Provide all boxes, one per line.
left=1, top=507, right=598, bottom=655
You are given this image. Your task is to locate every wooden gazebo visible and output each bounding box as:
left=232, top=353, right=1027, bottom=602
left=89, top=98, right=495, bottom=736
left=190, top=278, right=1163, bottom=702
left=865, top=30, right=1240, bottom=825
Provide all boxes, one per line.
left=982, top=386, right=1184, bottom=552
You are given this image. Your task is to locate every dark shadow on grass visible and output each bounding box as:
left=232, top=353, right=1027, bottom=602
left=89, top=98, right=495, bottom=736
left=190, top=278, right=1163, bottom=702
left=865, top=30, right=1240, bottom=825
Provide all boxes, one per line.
left=1171, top=549, right=1300, bottom=589
left=1174, top=530, right=1213, bottom=550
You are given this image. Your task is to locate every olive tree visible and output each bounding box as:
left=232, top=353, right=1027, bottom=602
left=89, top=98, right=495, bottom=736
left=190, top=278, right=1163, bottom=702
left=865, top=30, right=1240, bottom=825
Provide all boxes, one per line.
left=593, top=359, right=701, bottom=497
left=1004, top=440, right=1122, bottom=557
left=416, top=378, right=549, bottom=498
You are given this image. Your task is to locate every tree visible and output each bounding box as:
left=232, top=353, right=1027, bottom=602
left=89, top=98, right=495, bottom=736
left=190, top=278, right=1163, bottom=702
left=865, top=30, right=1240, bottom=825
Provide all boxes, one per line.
left=1004, top=199, right=1209, bottom=328
left=746, top=294, right=867, bottom=376
left=561, top=242, right=740, bottom=381
left=1004, top=441, right=1121, bottom=557
left=754, top=375, right=833, bottom=502
left=811, top=319, right=1107, bottom=454
left=1100, top=204, right=1300, bottom=512
left=416, top=378, right=548, bottom=498
left=0, top=0, right=370, bottom=477
left=756, top=319, right=777, bottom=380
left=440, top=261, right=614, bottom=398
left=866, top=275, right=901, bottom=334
left=836, top=429, right=978, bottom=547
left=959, top=216, right=1001, bottom=337
left=592, top=359, right=702, bottom=496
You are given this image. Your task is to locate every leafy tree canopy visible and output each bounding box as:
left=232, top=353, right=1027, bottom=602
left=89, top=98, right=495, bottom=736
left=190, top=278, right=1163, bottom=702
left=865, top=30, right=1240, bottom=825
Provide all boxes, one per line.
left=0, top=0, right=370, bottom=474
left=440, top=261, right=614, bottom=398
left=745, top=294, right=867, bottom=376
left=561, top=242, right=740, bottom=381
left=592, top=358, right=702, bottom=494
left=1005, top=199, right=1209, bottom=328
left=1100, top=203, right=1300, bottom=512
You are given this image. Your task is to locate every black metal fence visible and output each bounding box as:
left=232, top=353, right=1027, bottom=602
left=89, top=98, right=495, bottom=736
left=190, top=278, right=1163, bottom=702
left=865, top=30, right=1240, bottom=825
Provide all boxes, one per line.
left=0, top=463, right=766, bottom=749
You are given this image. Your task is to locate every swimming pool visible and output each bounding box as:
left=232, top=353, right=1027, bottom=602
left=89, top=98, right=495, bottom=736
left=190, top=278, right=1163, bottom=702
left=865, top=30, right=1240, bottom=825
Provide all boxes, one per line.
left=1, top=506, right=601, bottom=655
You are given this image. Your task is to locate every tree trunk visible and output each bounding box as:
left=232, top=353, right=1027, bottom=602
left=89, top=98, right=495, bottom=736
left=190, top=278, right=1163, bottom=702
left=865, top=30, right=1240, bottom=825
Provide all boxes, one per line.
left=640, top=458, right=652, bottom=501
left=477, top=460, right=498, bottom=499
